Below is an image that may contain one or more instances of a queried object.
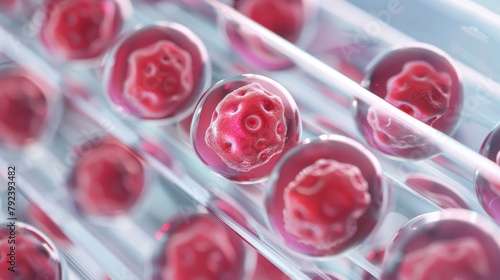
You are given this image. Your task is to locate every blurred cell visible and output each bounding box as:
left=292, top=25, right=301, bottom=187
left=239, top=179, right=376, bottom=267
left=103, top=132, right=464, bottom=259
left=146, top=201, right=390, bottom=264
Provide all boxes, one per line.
left=39, top=0, right=124, bottom=61
left=0, top=222, right=64, bottom=280
left=381, top=210, right=500, bottom=280
left=150, top=213, right=247, bottom=280
left=67, top=135, right=146, bottom=217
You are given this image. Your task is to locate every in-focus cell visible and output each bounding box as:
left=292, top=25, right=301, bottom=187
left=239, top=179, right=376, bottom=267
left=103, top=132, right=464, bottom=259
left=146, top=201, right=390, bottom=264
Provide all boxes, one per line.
left=354, top=44, right=463, bottom=159
left=104, top=23, right=210, bottom=123
left=150, top=213, right=247, bottom=280
left=191, top=74, right=301, bottom=183
left=266, top=135, right=386, bottom=257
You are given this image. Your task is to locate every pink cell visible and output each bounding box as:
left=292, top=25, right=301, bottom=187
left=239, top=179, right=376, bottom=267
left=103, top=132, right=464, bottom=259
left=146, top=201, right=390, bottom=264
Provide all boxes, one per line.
left=283, top=159, right=371, bottom=250
left=151, top=214, right=246, bottom=280
left=0, top=224, right=63, bottom=280
left=355, top=44, right=462, bottom=159
left=105, top=24, right=210, bottom=122
left=39, top=0, right=123, bottom=61
left=205, top=82, right=287, bottom=172
left=123, top=40, right=194, bottom=119
left=0, top=69, right=48, bottom=148
left=266, top=136, right=385, bottom=256
left=225, top=0, right=311, bottom=70
left=385, top=61, right=451, bottom=126
left=398, top=237, right=490, bottom=280
left=68, top=136, right=145, bottom=217
left=382, top=210, right=500, bottom=280
left=192, top=74, right=301, bottom=182
left=234, top=0, right=305, bottom=43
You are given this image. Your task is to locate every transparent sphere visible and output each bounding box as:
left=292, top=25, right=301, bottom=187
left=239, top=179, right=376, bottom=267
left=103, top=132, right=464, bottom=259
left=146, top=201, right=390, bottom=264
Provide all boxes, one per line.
left=149, top=213, right=248, bottom=280
left=67, top=135, right=148, bottom=219
left=103, top=22, right=211, bottom=123
left=191, top=74, right=301, bottom=183
left=475, top=122, right=500, bottom=222
left=354, top=43, right=463, bottom=159
left=265, top=135, right=386, bottom=257
left=38, top=0, right=124, bottom=62
left=0, top=222, right=65, bottom=280
left=0, top=65, right=62, bottom=155
left=381, top=210, right=500, bottom=280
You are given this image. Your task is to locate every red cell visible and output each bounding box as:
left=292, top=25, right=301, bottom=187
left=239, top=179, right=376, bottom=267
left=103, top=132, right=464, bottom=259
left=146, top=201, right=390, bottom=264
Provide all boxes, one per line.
left=0, top=224, right=63, bottom=280
left=355, top=44, right=462, bottom=159
left=225, top=0, right=309, bottom=70
left=266, top=136, right=385, bottom=256
left=0, top=69, right=48, bottom=148
left=105, top=24, right=209, bottom=121
left=192, top=74, right=301, bottom=183
left=39, top=0, right=123, bottom=61
left=205, top=82, right=287, bottom=172
left=233, top=0, right=304, bottom=43
left=283, top=159, right=371, bottom=250
left=381, top=210, right=500, bottom=280
left=151, top=214, right=247, bottom=280
left=68, top=136, right=146, bottom=217
left=398, top=237, right=490, bottom=280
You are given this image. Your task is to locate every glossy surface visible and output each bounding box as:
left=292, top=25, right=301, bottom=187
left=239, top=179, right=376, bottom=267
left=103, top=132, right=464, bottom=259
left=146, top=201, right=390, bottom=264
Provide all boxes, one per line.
left=266, top=135, right=385, bottom=257
left=105, top=23, right=210, bottom=122
left=67, top=135, right=146, bottom=217
left=475, top=122, right=500, bottom=222
left=0, top=223, right=63, bottom=280
left=150, top=214, right=247, bottom=280
left=192, top=74, right=301, bottom=183
left=405, top=174, right=469, bottom=209
left=39, top=0, right=123, bottom=61
left=355, top=44, right=462, bottom=159
left=382, top=210, right=500, bottom=280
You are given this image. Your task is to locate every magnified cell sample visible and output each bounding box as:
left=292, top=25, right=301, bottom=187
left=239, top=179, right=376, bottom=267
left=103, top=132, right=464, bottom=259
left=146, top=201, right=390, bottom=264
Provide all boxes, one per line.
left=69, top=136, right=145, bottom=217
left=283, top=159, right=371, bottom=250
left=0, top=225, right=63, bottom=280
left=152, top=215, right=246, bottom=280
left=40, top=0, right=123, bottom=60
left=398, top=237, right=490, bottom=280
left=124, top=40, right=194, bottom=118
left=0, top=70, right=48, bottom=147
left=205, top=82, right=287, bottom=172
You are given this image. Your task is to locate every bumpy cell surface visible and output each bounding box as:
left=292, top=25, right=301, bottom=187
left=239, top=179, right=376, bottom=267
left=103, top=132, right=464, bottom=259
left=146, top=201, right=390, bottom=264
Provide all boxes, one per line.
left=152, top=215, right=246, bottom=280
left=205, top=82, right=287, bottom=172
left=0, top=71, right=48, bottom=147
left=283, top=159, right=371, bottom=250
left=367, top=61, right=451, bottom=149
left=70, top=137, right=145, bottom=216
left=124, top=40, right=193, bottom=118
left=386, top=61, right=451, bottom=125
left=0, top=225, right=62, bottom=280
left=398, top=237, right=490, bottom=280
left=40, top=0, right=122, bottom=60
